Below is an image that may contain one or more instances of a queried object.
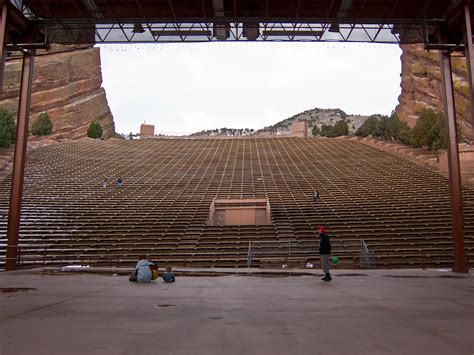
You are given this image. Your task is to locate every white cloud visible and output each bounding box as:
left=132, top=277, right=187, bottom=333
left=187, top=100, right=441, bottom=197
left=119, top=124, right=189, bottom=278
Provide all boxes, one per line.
left=98, top=42, right=402, bottom=135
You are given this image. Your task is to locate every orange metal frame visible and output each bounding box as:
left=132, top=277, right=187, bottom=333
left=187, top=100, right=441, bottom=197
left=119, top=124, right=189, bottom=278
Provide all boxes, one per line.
left=0, top=0, right=472, bottom=272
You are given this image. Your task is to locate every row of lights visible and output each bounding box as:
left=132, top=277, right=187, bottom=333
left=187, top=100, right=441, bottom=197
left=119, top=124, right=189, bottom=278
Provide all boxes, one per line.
left=131, top=22, right=343, bottom=41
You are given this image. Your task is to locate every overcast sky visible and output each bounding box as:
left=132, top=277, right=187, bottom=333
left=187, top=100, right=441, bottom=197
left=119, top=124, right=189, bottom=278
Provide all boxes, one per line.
left=98, top=42, right=402, bottom=135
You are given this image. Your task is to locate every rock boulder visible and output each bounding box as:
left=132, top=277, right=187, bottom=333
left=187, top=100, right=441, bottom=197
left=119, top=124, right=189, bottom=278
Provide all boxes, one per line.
left=0, top=45, right=115, bottom=140
left=396, top=44, right=471, bottom=138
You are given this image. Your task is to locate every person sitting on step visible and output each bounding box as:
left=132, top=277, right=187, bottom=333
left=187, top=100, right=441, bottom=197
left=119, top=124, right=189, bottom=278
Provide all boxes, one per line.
left=129, top=255, right=154, bottom=283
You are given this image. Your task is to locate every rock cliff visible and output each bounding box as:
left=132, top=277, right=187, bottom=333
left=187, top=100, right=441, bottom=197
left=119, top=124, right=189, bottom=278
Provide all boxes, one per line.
left=0, top=45, right=115, bottom=140
left=396, top=44, right=471, bottom=138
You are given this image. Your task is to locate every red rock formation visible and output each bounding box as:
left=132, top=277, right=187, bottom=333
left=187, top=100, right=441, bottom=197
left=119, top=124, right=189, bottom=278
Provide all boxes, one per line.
left=396, top=44, right=471, bottom=138
left=0, top=45, right=115, bottom=140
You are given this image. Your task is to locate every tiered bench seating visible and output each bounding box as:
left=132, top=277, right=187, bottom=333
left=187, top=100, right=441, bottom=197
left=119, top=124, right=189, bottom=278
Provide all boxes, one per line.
left=0, top=137, right=473, bottom=269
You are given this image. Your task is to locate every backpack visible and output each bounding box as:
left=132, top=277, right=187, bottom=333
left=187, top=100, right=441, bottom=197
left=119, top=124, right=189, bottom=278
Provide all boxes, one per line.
left=163, top=272, right=175, bottom=283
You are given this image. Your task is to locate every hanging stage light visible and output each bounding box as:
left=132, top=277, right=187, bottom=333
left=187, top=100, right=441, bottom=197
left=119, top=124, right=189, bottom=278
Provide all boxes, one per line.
left=132, top=23, right=145, bottom=33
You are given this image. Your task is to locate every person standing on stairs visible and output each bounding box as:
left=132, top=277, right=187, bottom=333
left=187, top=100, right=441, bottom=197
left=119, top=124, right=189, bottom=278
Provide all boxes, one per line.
left=318, top=227, right=332, bottom=281
left=313, top=190, right=320, bottom=205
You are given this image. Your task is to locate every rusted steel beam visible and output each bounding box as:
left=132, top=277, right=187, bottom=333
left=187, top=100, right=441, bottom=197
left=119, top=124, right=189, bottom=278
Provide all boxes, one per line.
left=0, top=1, right=38, bottom=95
left=463, top=5, right=474, bottom=132
left=0, top=3, right=8, bottom=95
left=439, top=45, right=468, bottom=273
left=5, top=48, right=35, bottom=271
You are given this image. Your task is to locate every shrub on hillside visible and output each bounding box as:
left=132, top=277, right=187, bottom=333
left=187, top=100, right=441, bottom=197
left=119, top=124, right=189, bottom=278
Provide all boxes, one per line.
left=0, top=108, right=15, bottom=147
left=320, top=124, right=333, bottom=137
left=87, top=121, right=103, bottom=139
left=373, top=116, right=389, bottom=138
left=332, top=120, right=349, bottom=137
left=378, top=113, right=413, bottom=143
left=318, top=120, right=349, bottom=138
left=355, top=115, right=379, bottom=137
left=384, top=113, right=400, bottom=140
left=352, top=109, right=462, bottom=150
left=312, top=125, right=320, bottom=137
left=31, top=112, right=53, bottom=136
left=410, top=108, right=462, bottom=151
left=398, top=122, right=413, bottom=145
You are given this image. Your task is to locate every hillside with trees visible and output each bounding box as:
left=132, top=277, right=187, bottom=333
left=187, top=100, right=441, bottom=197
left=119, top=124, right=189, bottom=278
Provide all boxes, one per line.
left=254, top=107, right=371, bottom=137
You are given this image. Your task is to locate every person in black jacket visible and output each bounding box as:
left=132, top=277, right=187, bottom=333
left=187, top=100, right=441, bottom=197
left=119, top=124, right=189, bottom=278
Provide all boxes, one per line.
left=318, top=227, right=332, bottom=281
left=116, top=177, right=124, bottom=188
left=313, top=190, right=320, bottom=205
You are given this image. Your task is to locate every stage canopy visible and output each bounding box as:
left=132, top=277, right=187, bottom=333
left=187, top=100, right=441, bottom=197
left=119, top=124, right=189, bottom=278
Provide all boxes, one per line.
left=3, top=0, right=473, bottom=45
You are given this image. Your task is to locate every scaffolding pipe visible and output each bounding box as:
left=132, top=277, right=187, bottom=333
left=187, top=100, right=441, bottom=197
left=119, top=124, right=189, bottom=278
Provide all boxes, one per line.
left=439, top=40, right=468, bottom=273
left=0, top=3, right=8, bottom=94
left=5, top=47, right=35, bottom=271
left=464, top=5, right=474, bottom=132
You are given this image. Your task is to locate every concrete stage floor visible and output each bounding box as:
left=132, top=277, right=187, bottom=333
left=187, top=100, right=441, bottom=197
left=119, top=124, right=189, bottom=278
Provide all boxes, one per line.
left=0, top=268, right=473, bottom=355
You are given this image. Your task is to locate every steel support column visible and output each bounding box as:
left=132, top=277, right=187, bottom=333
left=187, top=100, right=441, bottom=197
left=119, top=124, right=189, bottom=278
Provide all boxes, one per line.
left=0, top=2, right=8, bottom=94
left=464, top=5, right=474, bottom=131
left=5, top=49, right=35, bottom=271
left=439, top=47, right=468, bottom=273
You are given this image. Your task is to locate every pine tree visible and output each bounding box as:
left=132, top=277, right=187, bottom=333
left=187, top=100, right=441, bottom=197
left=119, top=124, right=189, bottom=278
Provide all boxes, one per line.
left=87, top=121, right=103, bottom=139
left=0, top=109, right=15, bottom=147
left=31, top=112, right=53, bottom=136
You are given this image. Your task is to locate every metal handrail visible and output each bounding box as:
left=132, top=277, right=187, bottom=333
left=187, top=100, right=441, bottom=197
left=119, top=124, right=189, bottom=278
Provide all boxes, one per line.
left=247, top=239, right=375, bottom=268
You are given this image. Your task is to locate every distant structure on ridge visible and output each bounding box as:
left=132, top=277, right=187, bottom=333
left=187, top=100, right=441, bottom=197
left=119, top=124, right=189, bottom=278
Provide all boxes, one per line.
left=291, top=121, right=308, bottom=138
left=140, top=123, right=155, bottom=139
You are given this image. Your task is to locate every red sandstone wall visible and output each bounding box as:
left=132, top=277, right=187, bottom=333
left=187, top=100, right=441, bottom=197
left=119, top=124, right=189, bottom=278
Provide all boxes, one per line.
left=396, top=44, right=471, bottom=138
left=0, top=45, right=115, bottom=140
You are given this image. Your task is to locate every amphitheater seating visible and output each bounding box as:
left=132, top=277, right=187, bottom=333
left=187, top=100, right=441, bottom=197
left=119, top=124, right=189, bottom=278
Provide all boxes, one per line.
left=0, top=136, right=473, bottom=269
